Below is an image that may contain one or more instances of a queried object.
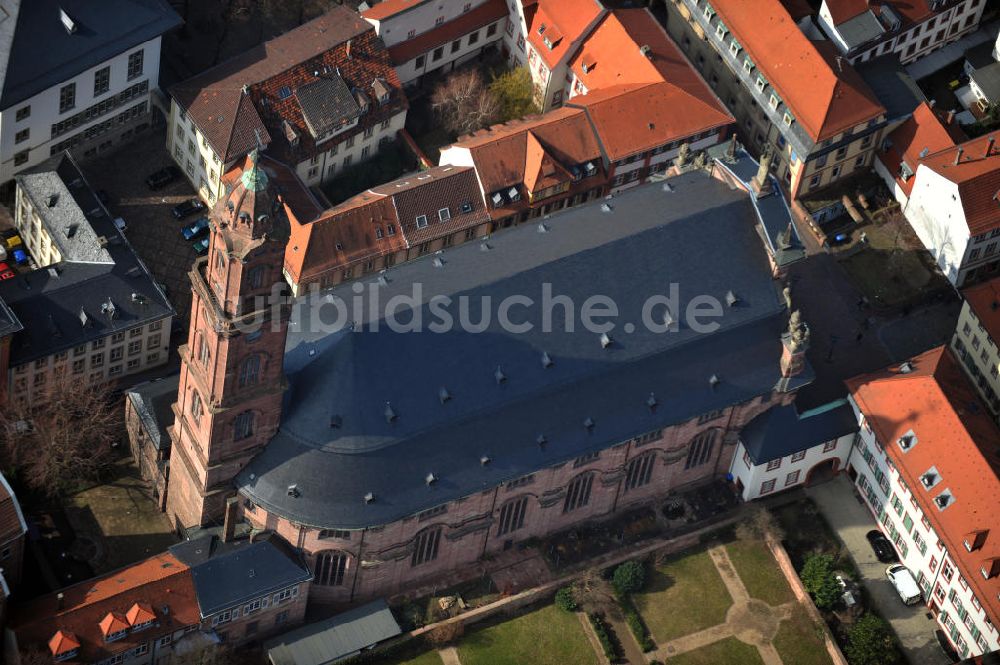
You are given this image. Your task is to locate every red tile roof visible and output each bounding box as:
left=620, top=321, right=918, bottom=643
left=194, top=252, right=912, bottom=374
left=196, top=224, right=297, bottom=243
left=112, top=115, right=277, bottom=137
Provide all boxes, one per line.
left=14, top=553, right=200, bottom=664
left=361, top=0, right=425, bottom=21
left=847, top=347, right=1000, bottom=627
left=384, top=0, right=508, bottom=64
left=878, top=101, right=964, bottom=197
left=125, top=602, right=156, bottom=626
left=963, top=277, right=1000, bottom=344
left=526, top=0, right=606, bottom=69
left=710, top=0, right=884, bottom=141
left=918, top=133, right=1000, bottom=236
left=826, top=0, right=940, bottom=27
left=48, top=630, right=79, bottom=658
left=171, top=7, right=405, bottom=166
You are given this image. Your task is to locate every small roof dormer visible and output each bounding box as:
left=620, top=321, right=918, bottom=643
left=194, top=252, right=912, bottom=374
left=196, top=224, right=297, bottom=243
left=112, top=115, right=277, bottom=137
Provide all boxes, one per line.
left=99, top=612, right=130, bottom=641
left=49, top=630, right=80, bottom=660
left=126, top=601, right=156, bottom=626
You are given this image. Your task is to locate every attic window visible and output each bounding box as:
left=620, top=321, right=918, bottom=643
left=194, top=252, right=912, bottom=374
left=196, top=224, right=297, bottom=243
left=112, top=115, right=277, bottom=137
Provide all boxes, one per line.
left=278, top=86, right=292, bottom=100
left=335, top=242, right=343, bottom=251
left=897, top=430, right=917, bottom=451
left=438, top=207, right=451, bottom=222
left=729, top=39, right=740, bottom=56
left=60, top=8, right=76, bottom=34
left=537, top=23, right=546, bottom=35
left=769, top=94, right=780, bottom=111
left=415, top=215, right=428, bottom=228
left=375, top=227, right=384, bottom=239
left=460, top=201, right=473, bottom=214
left=715, top=23, right=727, bottom=39
left=782, top=112, right=794, bottom=127
left=755, top=75, right=767, bottom=93
left=387, top=224, right=396, bottom=236
left=743, top=58, right=753, bottom=74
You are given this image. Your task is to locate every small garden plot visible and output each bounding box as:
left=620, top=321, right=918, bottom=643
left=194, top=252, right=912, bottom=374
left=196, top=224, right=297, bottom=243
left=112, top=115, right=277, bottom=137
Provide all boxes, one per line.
left=456, top=604, right=598, bottom=665
left=666, top=636, right=765, bottom=665
left=725, top=539, right=795, bottom=606
left=632, top=549, right=732, bottom=642
left=773, top=609, right=834, bottom=665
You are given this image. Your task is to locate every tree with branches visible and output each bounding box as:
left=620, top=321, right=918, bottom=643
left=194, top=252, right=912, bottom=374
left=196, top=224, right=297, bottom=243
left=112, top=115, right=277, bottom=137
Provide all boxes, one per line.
left=431, top=69, right=501, bottom=136
left=0, top=375, right=120, bottom=499
left=489, top=67, right=540, bottom=121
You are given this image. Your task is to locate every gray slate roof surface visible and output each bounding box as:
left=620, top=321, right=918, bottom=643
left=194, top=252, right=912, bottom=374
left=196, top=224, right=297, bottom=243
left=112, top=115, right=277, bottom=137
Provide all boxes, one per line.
left=171, top=537, right=312, bottom=617
left=126, top=374, right=180, bottom=450
left=0, top=0, right=181, bottom=109
left=265, top=599, right=401, bottom=665
left=972, top=61, right=1000, bottom=105
left=0, top=153, right=173, bottom=365
left=238, top=173, right=806, bottom=529
left=295, top=76, right=361, bottom=137
left=856, top=54, right=924, bottom=121
left=836, top=11, right=885, bottom=50
left=740, top=400, right=859, bottom=465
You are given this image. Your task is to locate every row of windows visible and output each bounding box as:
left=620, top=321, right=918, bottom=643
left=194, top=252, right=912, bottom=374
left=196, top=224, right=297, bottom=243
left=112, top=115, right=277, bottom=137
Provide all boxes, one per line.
left=52, top=80, right=149, bottom=138
left=47, top=100, right=149, bottom=158
left=57, top=50, right=144, bottom=116
left=412, top=22, right=498, bottom=69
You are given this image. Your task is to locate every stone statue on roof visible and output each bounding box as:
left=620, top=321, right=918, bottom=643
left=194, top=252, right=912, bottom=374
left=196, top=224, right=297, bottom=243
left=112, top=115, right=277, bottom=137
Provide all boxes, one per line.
left=788, top=309, right=810, bottom=351
left=675, top=142, right=690, bottom=170
left=693, top=150, right=707, bottom=170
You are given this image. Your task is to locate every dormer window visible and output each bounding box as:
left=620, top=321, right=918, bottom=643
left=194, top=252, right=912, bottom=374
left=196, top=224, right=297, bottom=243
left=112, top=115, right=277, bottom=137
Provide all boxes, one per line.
left=769, top=94, right=780, bottom=110
left=415, top=215, right=428, bottom=228
left=538, top=23, right=546, bottom=35
left=703, top=5, right=715, bottom=19
left=106, top=629, right=128, bottom=642
left=755, top=75, right=766, bottom=93
left=782, top=112, right=794, bottom=127
left=743, top=57, right=753, bottom=74
left=729, top=39, right=740, bottom=56
left=715, top=23, right=727, bottom=39
left=897, top=430, right=917, bottom=451
left=375, top=227, right=384, bottom=239
left=438, top=207, right=451, bottom=222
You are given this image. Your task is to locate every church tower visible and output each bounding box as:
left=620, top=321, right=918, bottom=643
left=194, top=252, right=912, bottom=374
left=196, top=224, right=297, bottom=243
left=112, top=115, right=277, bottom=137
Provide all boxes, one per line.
left=166, top=151, right=292, bottom=531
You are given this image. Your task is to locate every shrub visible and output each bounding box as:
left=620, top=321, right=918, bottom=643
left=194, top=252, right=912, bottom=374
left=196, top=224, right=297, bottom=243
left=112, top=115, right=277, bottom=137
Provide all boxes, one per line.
left=612, top=560, right=647, bottom=595
left=588, top=612, right=621, bottom=660
left=624, top=605, right=656, bottom=652
left=554, top=586, right=577, bottom=612
left=426, top=622, right=464, bottom=647
left=846, top=613, right=901, bottom=665
left=800, top=553, right=842, bottom=610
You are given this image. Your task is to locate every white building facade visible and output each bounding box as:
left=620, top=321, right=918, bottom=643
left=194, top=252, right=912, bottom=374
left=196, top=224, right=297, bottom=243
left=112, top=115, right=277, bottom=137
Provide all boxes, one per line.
left=731, top=433, right=855, bottom=501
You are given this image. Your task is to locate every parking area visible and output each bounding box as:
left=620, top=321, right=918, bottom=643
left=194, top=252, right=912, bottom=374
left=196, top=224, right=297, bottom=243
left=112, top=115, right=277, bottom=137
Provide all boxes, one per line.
left=81, top=130, right=202, bottom=324
left=806, top=476, right=951, bottom=665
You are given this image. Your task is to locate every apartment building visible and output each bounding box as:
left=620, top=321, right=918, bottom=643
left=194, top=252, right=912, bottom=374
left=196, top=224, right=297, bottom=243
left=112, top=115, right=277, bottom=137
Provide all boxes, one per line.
left=8, top=536, right=311, bottom=664
left=664, top=0, right=888, bottom=199
left=729, top=401, right=858, bottom=501
left=0, top=153, right=172, bottom=407
left=168, top=6, right=407, bottom=203
left=284, top=164, right=492, bottom=294
left=951, top=277, right=1000, bottom=416
left=0, top=0, right=180, bottom=187
left=362, top=0, right=508, bottom=86
left=818, top=0, right=986, bottom=65
left=846, top=347, right=1000, bottom=659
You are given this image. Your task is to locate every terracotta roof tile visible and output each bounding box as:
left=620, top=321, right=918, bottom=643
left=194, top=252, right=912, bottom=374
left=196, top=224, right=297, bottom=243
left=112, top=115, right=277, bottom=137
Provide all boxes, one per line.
left=878, top=101, right=964, bottom=197
left=526, top=0, right=606, bottom=69
left=709, top=0, right=884, bottom=141
left=13, top=553, right=200, bottom=664
left=125, top=602, right=157, bottom=626
left=362, top=0, right=425, bottom=20
left=171, top=7, right=405, bottom=166
left=48, top=630, right=79, bottom=657
left=826, top=0, right=940, bottom=27
left=918, top=133, right=1000, bottom=236
left=847, top=347, right=1000, bottom=627
left=963, top=277, right=1000, bottom=344
left=385, top=0, right=508, bottom=64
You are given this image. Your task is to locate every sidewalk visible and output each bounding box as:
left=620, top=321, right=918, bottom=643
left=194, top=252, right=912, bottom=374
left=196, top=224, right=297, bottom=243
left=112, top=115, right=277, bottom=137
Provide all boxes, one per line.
left=805, top=476, right=950, bottom=665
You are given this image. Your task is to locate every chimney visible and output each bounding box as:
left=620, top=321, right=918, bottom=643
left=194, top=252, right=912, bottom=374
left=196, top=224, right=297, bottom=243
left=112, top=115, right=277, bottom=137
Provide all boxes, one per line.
left=955, top=147, right=964, bottom=165
left=987, top=136, right=996, bottom=158
left=835, top=56, right=843, bottom=72
left=346, top=39, right=352, bottom=59
left=222, top=496, right=239, bottom=543
left=57, top=592, right=65, bottom=610
left=946, top=109, right=955, bottom=124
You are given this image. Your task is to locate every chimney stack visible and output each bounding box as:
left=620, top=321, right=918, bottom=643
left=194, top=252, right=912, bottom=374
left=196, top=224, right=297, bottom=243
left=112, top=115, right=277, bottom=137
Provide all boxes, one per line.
left=946, top=109, right=955, bottom=124
left=955, top=147, right=964, bottom=165
left=57, top=592, right=65, bottom=611
left=346, top=39, right=352, bottom=59
left=987, top=136, right=996, bottom=158
left=222, top=496, right=239, bottom=543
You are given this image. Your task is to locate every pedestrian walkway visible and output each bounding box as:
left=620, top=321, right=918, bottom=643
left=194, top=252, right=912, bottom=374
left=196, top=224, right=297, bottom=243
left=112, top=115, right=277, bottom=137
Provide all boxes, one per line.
left=905, top=20, right=999, bottom=81
left=806, top=476, right=951, bottom=665
left=437, top=646, right=461, bottom=665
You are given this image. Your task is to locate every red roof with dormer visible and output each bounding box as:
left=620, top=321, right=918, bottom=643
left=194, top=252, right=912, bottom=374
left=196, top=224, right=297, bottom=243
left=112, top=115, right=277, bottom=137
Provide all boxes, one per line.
left=877, top=101, right=964, bottom=197
left=847, top=347, right=1000, bottom=628
left=526, top=0, right=605, bottom=69
left=48, top=630, right=80, bottom=658
left=918, top=133, right=1000, bottom=236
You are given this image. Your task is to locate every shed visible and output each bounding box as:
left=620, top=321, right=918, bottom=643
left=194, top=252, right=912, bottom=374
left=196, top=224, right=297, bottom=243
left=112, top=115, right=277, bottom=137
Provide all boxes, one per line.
left=265, top=599, right=402, bottom=665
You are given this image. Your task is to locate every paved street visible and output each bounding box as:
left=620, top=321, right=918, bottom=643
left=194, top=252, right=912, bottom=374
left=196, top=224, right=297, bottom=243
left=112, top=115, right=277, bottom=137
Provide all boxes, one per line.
left=806, top=476, right=951, bottom=665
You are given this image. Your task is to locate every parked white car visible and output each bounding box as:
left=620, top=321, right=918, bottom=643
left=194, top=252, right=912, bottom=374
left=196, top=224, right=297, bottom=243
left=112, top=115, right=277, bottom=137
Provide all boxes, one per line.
left=886, top=564, right=922, bottom=605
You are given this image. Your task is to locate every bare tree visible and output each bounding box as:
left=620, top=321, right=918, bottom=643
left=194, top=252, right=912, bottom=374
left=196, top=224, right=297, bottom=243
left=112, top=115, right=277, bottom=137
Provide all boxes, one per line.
left=431, top=69, right=501, bottom=137
left=0, top=375, right=120, bottom=499
left=426, top=621, right=465, bottom=647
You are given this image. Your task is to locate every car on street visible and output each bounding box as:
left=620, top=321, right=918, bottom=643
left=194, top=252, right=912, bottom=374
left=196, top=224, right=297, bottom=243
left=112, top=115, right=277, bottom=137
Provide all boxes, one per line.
left=0, top=262, right=14, bottom=280
left=866, top=529, right=897, bottom=563
left=11, top=248, right=27, bottom=265
left=172, top=198, right=206, bottom=219
left=182, top=217, right=210, bottom=240
left=886, top=564, right=922, bottom=605
left=145, top=165, right=180, bottom=190
left=192, top=237, right=210, bottom=255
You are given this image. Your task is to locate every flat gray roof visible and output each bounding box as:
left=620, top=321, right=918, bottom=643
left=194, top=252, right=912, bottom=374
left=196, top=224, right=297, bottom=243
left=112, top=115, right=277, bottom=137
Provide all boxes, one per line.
left=265, top=599, right=401, bottom=665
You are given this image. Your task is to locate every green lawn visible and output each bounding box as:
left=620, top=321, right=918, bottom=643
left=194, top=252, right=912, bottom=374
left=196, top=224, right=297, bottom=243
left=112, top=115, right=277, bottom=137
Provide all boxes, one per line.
left=632, top=549, right=732, bottom=642
left=773, top=609, right=833, bottom=665
left=666, top=636, right=765, bottom=665
left=456, top=605, right=598, bottom=665
left=725, top=540, right=794, bottom=606
left=383, top=652, right=444, bottom=665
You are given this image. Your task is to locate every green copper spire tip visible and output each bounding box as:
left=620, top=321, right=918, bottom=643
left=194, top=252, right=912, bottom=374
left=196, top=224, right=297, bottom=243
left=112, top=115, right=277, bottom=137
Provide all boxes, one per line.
left=240, top=149, right=269, bottom=192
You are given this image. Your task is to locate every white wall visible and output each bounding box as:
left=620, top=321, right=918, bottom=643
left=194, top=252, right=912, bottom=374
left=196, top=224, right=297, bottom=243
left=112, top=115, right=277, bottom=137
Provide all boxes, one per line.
left=873, top=151, right=910, bottom=207
left=391, top=20, right=505, bottom=85
left=730, top=433, right=854, bottom=501
left=368, top=0, right=492, bottom=48
left=293, top=109, right=408, bottom=187
left=903, top=165, right=969, bottom=286
left=0, top=35, right=162, bottom=183
left=168, top=100, right=226, bottom=203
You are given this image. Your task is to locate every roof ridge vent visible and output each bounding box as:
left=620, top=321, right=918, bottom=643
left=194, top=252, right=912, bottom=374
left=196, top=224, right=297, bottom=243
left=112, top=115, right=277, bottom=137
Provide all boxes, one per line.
left=541, top=351, right=554, bottom=368
left=583, top=417, right=595, bottom=431
left=647, top=392, right=658, bottom=412
left=495, top=365, right=506, bottom=384
left=425, top=472, right=437, bottom=485
left=438, top=386, right=451, bottom=404
left=709, top=374, right=720, bottom=388
left=725, top=290, right=739, bottom=307
left=384, top=402, right=397, bottom=423
left=600, top=332, right=612, bottom=348
left=536, top=433, right=547, bottom=447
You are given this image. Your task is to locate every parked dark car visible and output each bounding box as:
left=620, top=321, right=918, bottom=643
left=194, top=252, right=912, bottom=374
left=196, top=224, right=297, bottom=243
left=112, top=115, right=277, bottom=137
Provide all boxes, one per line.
left=182, top=216, right=210, bottom=240
left=866, top=529, right=898, bottom=563
left=172, top=198, right=206, bottom=219
left=145, top=165, right=180, bottom=190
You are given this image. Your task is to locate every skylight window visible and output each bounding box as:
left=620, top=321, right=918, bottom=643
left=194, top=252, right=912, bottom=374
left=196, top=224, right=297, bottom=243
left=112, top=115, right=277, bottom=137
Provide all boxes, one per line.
left=438, top=207, right=451, bottom=222
left=415, top=215, right=428, bottom=228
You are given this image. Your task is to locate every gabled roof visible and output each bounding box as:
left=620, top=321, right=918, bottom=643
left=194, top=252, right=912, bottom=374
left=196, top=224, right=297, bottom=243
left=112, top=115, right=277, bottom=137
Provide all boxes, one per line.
left=265, top=599, right=402, bottom=665
left=171, top=7, right=404, bottom=165
left=848, top=347, right=1000, bottom=626
left=740, top=400, right=858, bottom=464
left=918, top=133, right=1000, bottom=236
left=526, top=0, right=606, bottom=69
left=963, top=276, right=1000, bottom=345
left=565, top=10, right=733, bottom=161
left=0, top=0, right=181, bottom=110
left=295, top=76, right=362, bottom=138
left=48, top=630, right=80, bottom=658
left=878, top=101, right=964, bottom=197
left=523, top=131, right=574, bottom=193
left=125, top=602, right=156, bottom=626
left=382, top=0, right=508, bottom=65
left=239, top=173, right=806, bottom=529
left=361, top=0, right=426, bottom=20
left=12, top=552, right=199, bottom=664
left=710, top=0, right=884, bottom=141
